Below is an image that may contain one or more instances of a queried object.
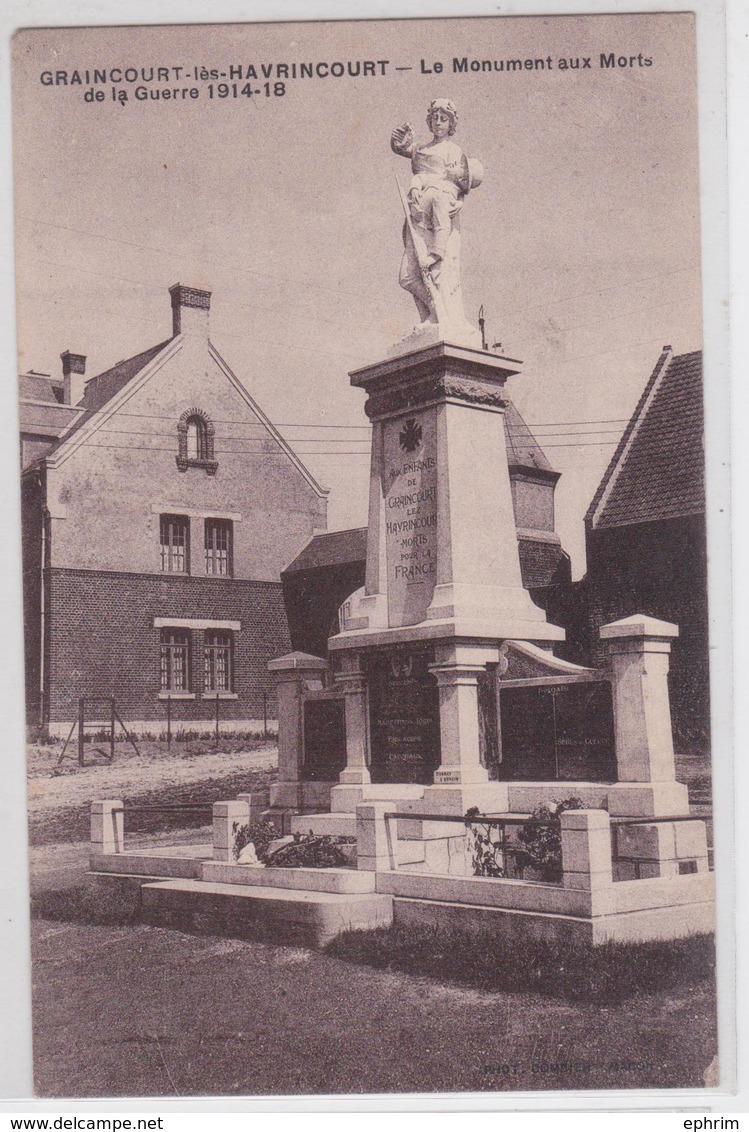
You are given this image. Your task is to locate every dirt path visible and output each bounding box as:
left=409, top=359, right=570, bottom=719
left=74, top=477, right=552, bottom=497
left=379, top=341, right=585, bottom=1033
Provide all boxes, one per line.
left=27, top=741, right=278, bottom=845
left=28, top=744, right=277, bottom=813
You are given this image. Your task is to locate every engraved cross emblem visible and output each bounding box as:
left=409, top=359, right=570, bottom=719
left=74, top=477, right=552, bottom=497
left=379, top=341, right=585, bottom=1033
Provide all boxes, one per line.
left=399, top=418, right=423, bottom=453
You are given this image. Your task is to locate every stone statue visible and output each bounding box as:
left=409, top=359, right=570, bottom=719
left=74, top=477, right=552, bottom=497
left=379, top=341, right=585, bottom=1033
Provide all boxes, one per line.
left=390, top=98, right=483, bottom=349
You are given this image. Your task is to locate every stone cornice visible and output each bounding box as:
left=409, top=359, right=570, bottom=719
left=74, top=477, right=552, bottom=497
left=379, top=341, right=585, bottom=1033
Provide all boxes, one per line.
left=351, top=342, right=521, bottom=420
left=364, top=373, right=510, bottom=420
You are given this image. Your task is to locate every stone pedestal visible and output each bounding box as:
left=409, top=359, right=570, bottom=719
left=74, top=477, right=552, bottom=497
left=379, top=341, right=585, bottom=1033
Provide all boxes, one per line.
left=267, top=651, right=329, bottom=810
left=600, top=615, right=689, bottom=817
left=212, top=799, right=250, bottom=862
left=337, top=342, right=565, bottom=644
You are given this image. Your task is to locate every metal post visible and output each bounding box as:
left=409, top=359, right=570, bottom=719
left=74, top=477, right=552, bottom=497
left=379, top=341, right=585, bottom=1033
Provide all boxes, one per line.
left=263, top=691, right=267, bottom=738
left=166, top=694, right=172, bottom=752
left=78, top=698, right=85, bottom=766
left=215, top=695, right=220, bottom=746
left=110, top=697, right=115, bottom=763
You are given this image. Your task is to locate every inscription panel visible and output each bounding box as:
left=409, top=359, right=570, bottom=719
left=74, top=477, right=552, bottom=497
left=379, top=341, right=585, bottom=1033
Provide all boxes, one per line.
left=498, top=681, right=616, bottom=782
left=366, top=646, right=440, bottom=784
left=383, top=408, right=438, bottom=627
left=302, top=698, right=346, bottom=782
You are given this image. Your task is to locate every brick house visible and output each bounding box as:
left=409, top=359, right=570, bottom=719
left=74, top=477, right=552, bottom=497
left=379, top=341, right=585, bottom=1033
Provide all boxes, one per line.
left=281, top=399, right=571, bottom=658
left=20, top=284, right=328, bottom=734
left=582, top=346, right=709, bottom=744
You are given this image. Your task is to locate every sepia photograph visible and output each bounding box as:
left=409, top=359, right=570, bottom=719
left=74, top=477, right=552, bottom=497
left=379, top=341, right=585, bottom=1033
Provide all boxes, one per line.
left=9, top=10, right=723, bottom=1100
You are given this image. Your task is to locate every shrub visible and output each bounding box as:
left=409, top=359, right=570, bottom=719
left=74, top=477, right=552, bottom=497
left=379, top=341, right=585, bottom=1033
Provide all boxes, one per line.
left=232, top=819, right=278, bottom=863
left=265, top=832, right=355, bottom=869
left=464, top=809, right=511, bottom=878
left=465, top=797, right=584, bottom=882
left=516, top=797, right=584, bottom=882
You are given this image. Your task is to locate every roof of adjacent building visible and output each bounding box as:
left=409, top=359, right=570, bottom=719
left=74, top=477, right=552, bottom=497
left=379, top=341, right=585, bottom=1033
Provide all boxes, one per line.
left=19, top=372, right=82, bottom=446
left=56, top=340, right=171, bottom=447
left=586, top=348, right=704, bottom=530
left=504, top=400, right=555, bottom=473
left=283, top=527, right=369, bottom=575
left=18, top=337, right=326, bottom=497
left=18, top=372, right=64, bottom=404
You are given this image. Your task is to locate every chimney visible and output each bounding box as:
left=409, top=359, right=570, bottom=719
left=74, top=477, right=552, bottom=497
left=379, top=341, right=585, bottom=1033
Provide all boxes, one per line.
left=169, top=283, right=211, bottom=338
left=60, top=351, right=87, bottom=405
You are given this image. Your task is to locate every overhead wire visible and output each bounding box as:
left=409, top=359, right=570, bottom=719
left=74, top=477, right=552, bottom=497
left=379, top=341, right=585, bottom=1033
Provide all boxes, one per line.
left=19, top=214, right=700, bottom=350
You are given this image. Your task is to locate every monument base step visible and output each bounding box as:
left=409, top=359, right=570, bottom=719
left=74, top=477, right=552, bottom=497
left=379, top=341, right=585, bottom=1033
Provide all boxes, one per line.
left=140, top=877, right=392, bottom=947
left=330, top=783, right=426, bottom=813
left=200, top=861, right=372, bottom=893
left=290, top=812, right=357, bottom=837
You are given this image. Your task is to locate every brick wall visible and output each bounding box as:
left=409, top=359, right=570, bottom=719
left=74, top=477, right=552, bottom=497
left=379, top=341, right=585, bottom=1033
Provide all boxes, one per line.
left=46, top=568, right=291, bottom=726
left=21, top=472, right=45, bottom=724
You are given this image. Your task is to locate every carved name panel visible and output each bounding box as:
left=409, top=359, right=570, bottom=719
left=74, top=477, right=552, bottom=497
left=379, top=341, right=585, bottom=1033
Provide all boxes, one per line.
left=366, top=646, right=440, bottom=784
left=498, top=681, right=616, bottom=782
left=302, top=698, right=347, bottom=782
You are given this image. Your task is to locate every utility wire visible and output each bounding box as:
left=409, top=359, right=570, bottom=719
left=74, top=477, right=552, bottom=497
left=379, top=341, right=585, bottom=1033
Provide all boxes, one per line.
left=26, top=254, right=393, bottom=341
left=40, top=406, right=631, bottom=429
left=23, top=294, right=372, bottom=363
left=92, top=426, right=624, bottom=442
left=19, top=213, right=700, bottom=330
left=17, top=214, right=396, bottom=310
left=62, top=439, right=620, bottom=455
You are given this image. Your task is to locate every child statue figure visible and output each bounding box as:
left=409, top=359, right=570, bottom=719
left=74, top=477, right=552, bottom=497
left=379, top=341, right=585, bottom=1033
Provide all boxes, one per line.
left=391, top=98, right=484, bottom=348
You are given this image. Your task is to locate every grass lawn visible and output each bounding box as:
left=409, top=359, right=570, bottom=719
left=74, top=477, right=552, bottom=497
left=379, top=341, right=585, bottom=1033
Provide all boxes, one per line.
left=30, top=911, right=717, bottom=1097
left=29, top=844, right=717, bottom=1098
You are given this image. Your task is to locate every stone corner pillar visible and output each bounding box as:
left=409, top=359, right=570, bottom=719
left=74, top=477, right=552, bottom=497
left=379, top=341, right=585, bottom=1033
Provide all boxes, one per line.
left=267, top=652, right=329, bottom=805
left=600, top=614, right=679, bottom=785
left=90, top=799, right=124, bottom=855
left=560, top=809, right=613, bottom=895
left=333, top=651, right=371, bottom=786
left=355, top=801, right=397, bottom=871
left=212, top=799, right=250, bottom=862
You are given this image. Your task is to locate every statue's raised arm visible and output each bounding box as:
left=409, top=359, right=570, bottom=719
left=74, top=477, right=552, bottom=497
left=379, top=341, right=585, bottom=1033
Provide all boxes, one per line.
left=390, top=123, right=414, bottom=158
left=391, top=98, right=484, bottom=351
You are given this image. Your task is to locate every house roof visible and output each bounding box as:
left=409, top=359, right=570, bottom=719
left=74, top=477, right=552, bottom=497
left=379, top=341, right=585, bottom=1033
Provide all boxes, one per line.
left=18, top=372, right=63, bottom=404
left=283, top=527, right=369, bottom=575
left=23, top=331, right=327, bottom=498
left=504, top=399, right=555, bottom=473
left=56, top=339, right=171, bottom=446
left=586, top=348, right=704, bottom=530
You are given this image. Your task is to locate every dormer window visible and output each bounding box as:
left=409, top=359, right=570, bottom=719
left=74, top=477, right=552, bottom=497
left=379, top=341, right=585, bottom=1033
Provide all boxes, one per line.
left=177, top=408, right=218, bottom=474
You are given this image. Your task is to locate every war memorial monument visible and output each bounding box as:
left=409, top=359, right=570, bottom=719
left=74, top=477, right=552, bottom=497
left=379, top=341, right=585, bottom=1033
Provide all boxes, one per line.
left=89, top=100, right=714, bottom=947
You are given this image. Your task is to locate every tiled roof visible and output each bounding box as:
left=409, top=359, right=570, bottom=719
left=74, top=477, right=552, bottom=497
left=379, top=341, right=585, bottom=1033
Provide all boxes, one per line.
left=19, top=373, right=64, bottom=404
left=283, top=527, right=368, bottom=575
left=587, top=349, right=704, bottom=529
left=58, top=340, right=171, bottom=444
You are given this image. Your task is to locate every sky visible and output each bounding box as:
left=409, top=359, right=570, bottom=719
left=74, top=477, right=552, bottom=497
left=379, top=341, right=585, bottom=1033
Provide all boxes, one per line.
left=11, top=13, right=702, bottom=576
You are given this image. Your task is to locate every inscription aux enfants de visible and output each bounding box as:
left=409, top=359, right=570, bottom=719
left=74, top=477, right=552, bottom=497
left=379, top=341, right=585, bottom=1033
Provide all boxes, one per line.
left=384, top=411, right=438, bottom=626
